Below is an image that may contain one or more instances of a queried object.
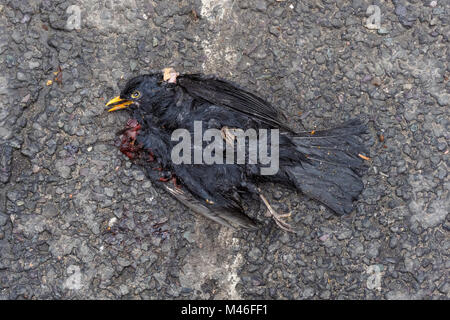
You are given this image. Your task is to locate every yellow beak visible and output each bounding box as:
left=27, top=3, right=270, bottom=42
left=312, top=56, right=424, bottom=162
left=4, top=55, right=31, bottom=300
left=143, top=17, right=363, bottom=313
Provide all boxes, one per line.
left=106, top=96, right=133, bottom=112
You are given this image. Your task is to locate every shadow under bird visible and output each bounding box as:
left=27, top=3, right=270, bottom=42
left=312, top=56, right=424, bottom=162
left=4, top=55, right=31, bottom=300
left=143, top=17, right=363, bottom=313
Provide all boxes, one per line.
left=106, top=70, right=369, bottom=232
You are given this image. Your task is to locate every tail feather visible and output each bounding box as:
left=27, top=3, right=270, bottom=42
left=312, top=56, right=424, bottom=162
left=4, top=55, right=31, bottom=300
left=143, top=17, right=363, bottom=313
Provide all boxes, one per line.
left=292, top=119, right=368, bottom=170
left=286, top=119, right=368, bottom=215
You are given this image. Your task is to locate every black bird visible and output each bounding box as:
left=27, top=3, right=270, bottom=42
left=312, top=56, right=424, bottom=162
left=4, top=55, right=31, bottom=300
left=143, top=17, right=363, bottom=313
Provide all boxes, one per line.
left=107, top=71, right=369, bottom=231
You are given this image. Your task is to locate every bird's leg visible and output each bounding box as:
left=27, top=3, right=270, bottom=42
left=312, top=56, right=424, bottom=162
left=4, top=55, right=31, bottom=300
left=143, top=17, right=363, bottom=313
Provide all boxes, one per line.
left=221, top=126, right=237, bottom=147
left=258, top=188, right=294, bottom=233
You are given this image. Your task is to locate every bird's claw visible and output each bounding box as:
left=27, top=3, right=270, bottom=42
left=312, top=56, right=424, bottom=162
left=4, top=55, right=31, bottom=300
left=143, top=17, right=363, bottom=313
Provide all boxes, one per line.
left=271, top=214, right=295, bottom=233
left=259, top=190, right=295, bottom=233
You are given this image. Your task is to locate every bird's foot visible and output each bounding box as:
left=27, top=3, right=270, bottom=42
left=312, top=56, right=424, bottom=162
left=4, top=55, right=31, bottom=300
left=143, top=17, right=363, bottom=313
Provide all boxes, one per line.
left=258, top=190, right=295, bottom=233
left=221, top=126, right=238, bottom=147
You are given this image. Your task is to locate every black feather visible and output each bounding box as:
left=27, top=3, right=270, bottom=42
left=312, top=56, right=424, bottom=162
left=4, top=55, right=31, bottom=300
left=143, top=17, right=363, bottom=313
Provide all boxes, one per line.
left=178, top=74, right=292, bottom=131
left=111, top=72, right=370, bottom=230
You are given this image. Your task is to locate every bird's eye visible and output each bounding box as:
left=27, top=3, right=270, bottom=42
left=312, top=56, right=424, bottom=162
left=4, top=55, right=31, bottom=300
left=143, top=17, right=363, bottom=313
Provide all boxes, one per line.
left=131, top=90, right=141, bottom=99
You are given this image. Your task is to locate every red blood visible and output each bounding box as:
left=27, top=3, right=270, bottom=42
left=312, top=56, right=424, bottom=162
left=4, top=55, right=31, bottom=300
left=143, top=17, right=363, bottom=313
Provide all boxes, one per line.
left=123, top=151, right=135, bottom=159
left=118, top=119, right=143, bottom=160
left=127, top=130, right=137, bottom=140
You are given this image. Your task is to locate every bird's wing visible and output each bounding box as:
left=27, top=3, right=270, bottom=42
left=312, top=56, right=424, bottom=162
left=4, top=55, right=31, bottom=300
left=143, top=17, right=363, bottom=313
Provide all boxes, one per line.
left=163, top=185, right=258, bottom=230
left=178, top=74, right=293, bottom=131
left=141, top=163, right=257, bottom=230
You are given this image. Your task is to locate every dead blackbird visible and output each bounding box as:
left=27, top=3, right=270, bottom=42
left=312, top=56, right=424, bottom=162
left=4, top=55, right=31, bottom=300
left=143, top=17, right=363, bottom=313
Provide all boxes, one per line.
left=107, top=71, right=369, bottom=231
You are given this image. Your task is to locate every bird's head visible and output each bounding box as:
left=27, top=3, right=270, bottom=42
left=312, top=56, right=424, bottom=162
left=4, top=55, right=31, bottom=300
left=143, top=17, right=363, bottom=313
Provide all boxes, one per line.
left=106, top=73, right=175, bottom=113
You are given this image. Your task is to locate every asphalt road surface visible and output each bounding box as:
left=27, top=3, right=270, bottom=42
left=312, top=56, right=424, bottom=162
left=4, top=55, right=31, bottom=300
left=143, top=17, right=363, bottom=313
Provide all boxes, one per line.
left=0, top=0, right=448, bottom=299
